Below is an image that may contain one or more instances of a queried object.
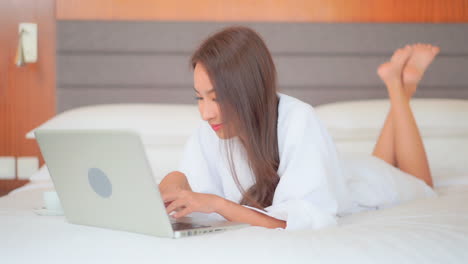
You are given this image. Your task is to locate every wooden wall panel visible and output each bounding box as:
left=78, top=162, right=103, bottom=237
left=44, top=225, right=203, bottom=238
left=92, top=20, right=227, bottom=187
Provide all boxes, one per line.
left=0, top=0, right=56, bottom=174
left=56, top=0, right=468, bottom=22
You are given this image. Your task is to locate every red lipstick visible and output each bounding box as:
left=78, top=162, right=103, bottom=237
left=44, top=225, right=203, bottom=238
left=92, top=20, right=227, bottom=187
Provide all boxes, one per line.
left=210, top=124, right=223, bottom=131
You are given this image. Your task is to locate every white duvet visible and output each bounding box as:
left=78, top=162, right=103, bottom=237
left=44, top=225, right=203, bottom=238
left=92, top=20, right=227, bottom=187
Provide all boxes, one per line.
left=1, top=182, right=467, bottom=264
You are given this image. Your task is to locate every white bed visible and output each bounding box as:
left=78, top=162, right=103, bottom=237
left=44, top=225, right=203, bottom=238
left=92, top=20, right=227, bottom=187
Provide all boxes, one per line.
left=2, top=98, right=468, bottom=263
left=1, top=182, right=468, bottom=264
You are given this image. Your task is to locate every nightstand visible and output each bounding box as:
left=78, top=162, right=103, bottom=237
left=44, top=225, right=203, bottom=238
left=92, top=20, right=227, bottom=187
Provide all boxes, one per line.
left=0, top=180, right=30, bottom=197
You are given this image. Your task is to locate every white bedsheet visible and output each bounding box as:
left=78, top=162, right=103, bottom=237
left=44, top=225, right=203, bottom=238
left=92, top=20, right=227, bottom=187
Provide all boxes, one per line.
left=1, top=182, right=468, bottom=264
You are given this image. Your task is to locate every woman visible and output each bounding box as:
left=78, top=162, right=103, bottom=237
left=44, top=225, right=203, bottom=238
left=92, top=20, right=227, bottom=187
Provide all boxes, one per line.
left=159, top=27, right=438, bottom=230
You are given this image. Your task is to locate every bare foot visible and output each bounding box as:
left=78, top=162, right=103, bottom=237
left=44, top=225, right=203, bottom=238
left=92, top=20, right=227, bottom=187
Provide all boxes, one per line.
left=403, top=44, right=440, bottom=97
left=377, top=45, right=412, bottom=93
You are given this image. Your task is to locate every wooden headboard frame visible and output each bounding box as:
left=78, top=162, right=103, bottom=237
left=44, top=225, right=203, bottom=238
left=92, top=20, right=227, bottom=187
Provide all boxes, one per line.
left=56, top=21, right=468, bottom=112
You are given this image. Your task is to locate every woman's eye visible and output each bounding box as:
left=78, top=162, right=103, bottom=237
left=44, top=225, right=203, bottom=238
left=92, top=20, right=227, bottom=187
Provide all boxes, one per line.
left=212, top=98, right=217, bottom=102
left=195, top=96, right=203, bottom=101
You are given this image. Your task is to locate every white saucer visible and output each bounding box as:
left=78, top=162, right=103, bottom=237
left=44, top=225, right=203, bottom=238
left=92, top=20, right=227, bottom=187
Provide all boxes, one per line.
left=33, top=207, right=64, bottom=216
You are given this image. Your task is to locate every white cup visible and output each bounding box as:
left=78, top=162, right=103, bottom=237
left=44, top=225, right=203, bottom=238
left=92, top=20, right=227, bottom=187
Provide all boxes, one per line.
left=43, top=191, right=64, bottom=213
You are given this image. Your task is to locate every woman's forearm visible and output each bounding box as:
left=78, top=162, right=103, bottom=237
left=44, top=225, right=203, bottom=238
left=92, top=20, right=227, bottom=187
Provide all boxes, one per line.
left=159, top=171, right=192, bottom=191
left=214, top=196, right=286, bottom=229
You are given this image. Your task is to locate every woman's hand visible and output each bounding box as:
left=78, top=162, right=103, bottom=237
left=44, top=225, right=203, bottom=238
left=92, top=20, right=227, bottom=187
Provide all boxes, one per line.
left=162, top=189, right=222, bottom=218
left=158, top=172, right=285, bottom=228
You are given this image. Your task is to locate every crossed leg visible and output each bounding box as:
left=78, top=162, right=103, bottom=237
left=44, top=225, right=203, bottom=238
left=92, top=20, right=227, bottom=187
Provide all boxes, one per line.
left=372, top=44, right=440, bottom=188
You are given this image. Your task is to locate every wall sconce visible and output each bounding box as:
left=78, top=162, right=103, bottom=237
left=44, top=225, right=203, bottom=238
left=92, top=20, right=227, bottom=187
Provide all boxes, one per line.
left=15, top=23, right=38, bottom=67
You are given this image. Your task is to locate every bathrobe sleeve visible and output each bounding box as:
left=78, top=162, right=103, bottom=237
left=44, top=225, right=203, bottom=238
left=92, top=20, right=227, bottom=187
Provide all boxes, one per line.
left=178, top=123, right=223, bottom=197
left=263, top=103, right=346, bottom=230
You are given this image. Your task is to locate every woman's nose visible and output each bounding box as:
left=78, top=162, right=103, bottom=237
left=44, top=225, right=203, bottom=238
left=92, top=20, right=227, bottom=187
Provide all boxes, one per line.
left=201, top=102, right=217, bottom=121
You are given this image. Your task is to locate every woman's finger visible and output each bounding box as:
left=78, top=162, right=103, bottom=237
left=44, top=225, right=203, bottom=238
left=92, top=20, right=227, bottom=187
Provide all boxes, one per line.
left=166, top=198, right=186, bottom=214
left=161, top=189, right=180, bottom=203
left=173, top=206, right=193, bottom=218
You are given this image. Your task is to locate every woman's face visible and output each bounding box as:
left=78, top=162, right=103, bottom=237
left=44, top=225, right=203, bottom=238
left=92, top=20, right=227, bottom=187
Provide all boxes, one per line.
left=193, top=63, right=227, bottom=139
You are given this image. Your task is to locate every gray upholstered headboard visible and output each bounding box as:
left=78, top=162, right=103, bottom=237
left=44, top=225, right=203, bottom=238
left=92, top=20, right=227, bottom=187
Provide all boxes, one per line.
left=57, top=21, right=468, bottom=112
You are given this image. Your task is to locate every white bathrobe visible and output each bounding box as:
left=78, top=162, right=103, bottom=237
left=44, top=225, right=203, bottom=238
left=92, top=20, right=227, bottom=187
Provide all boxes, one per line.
left=179, top=93, right=435, bottom=230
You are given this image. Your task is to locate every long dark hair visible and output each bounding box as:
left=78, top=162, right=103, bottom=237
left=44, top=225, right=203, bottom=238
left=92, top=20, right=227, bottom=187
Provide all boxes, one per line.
left=190, top=26, right=280, bottom=209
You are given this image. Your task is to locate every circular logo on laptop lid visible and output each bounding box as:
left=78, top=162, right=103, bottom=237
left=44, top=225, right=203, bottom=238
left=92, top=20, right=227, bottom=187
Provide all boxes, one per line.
left=88, top=168, right=112, bottom=198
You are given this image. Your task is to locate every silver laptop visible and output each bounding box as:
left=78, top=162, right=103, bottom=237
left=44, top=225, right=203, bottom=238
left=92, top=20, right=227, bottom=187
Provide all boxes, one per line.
left=35, top=129, right=248, bottom=238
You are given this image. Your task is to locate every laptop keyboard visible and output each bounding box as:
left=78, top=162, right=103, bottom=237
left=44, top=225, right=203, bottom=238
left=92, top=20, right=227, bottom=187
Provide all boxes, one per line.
left=171, top=222, right=210, bottom=231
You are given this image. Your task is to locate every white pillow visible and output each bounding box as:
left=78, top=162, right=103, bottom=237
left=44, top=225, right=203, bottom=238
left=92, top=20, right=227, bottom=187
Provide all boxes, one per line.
left=315, top=99, right=468, bottom=187
left=27, top=104, right=201, bottom=146
left=30, top=165, right=53, bottom=182
left=315, top=99, right=468, bottom=140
